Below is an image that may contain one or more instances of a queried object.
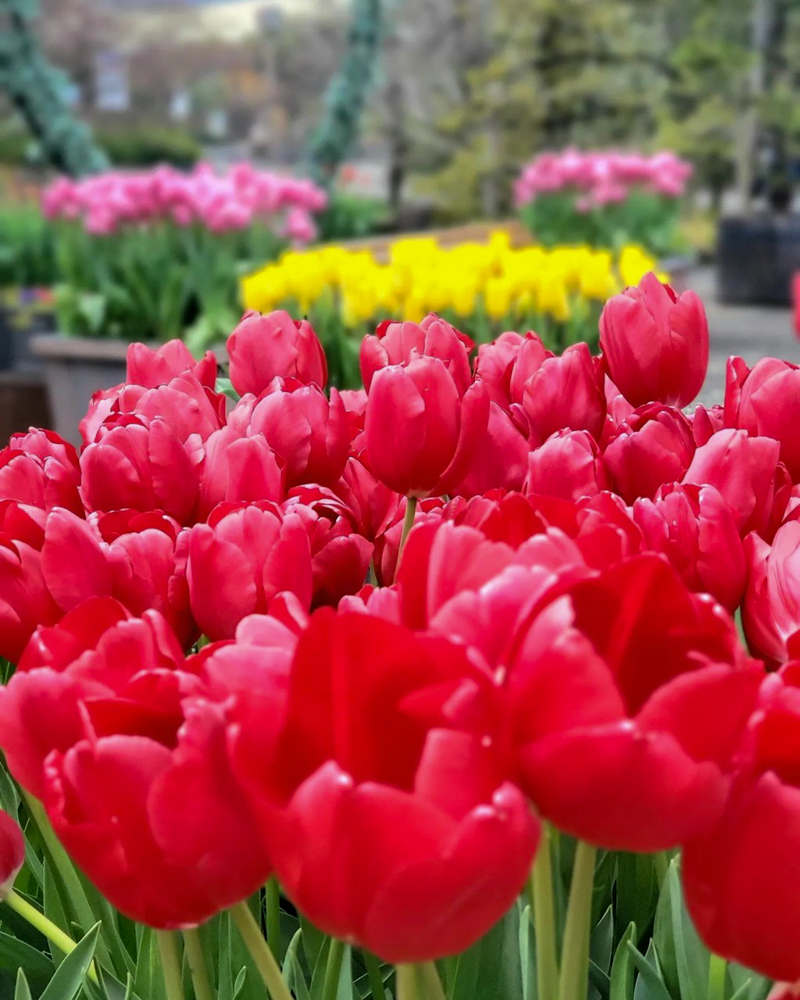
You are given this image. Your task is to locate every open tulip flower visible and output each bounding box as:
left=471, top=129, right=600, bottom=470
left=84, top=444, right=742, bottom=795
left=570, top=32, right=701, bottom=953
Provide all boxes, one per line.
left=0, top=272, right=799, bottom=1000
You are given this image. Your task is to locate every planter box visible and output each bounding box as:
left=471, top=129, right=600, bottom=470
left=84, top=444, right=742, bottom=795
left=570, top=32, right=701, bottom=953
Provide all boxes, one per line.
left=717, top=215, right=800, bottom=305
left=0, top=371, right=52, bottom=443
left=30, top=335, right=128, bottom=446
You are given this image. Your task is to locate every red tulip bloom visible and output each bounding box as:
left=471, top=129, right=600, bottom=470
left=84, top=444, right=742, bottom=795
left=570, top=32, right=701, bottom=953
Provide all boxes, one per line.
left=525, top=430, right=609, bottom=502
left=361, top=314, right=473, bottom=393
left=0, top=429, right=82, bottom=516
left=186, top=501, right=312, bottom=640
left=509, top=555, right=761, bottom=850
left=231, top=610, right=539, bottom=962
left=245, top=380, right=349, bottom=490
left=691, top=403, right=724, bottom=446
left=196, top=426, right=284, bottom=517
left=0, top=810, right=24, bottom=899
left=603, top=403, right=695, bottom=502
left=80, top=418, right=201, bottom=524
left=227, top=310, right=327, bottom=396
left=599, top=272, right=709, bottom=408
left=633, top=483, right=745, bottom=612
left=683, top=428, right=787, bottom=537
left=520, top=343, right=606, bottom=445
left=508, top=334, right=552, bottom=407
left=127, top=339, right=217, bottom=390
left=364, top=358, right=489, bottom=497
left=450, top=402, right=529, bottom=498
left=724, top=356, right=800, bottom=479
left=743, top=516, right=800, bottom=665
left=683, top=664, right=800, bottom=982
left=333, top=457, right=400, bottom=543
left=474, top=331, right=546, bottom=409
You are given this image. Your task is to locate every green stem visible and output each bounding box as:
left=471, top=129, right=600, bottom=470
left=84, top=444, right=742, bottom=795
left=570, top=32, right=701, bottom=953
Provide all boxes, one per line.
left=530, top=824, right=559, bottom=1000
left=708, top=953, right=727, bottom=1000
left=182, top=928, right=213, bottom=1000
left=557, top=842, right=597, bottom=1000
left=418, top=962, right=446, bottom=1000
left=322, top=937, right=345, bottom=1000
left=156, top=930, right=184, bottom=1000
left=4, top=889, right=98, bottom=984
left=363, top=950, right=386, bottom=1000
left=398, top=496, right=418, bottom=564
left=229, top=901, right=293, bottom=1000
left=395, top=965, right=421, bottom=1000
left=265, top=877, right=282, bottom=961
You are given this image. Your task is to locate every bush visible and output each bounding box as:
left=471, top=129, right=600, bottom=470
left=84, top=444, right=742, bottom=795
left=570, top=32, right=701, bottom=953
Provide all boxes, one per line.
left=99, top=126, right=202, bottom=169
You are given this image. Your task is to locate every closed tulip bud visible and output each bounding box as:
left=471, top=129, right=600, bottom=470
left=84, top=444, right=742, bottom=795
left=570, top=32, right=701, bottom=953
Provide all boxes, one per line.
left=361, top=314, right=473, bottom=393
left=599, top=272, right=709, bottom=408
left=633, top=483, right=745, bottom=611
left=227, top=310, right=327, bottom=396
left=0, top=429, right=82, bottom=516
left=230, top=610, right=539, bottom=962
left=0, top=811, right=24, bottom=901
left=683, top=428, right=784, bottom=537
left=186, top=501, right=313, bottom=641
left=604, top=403, right=695, bottom=502
left=521, top=343, right=606, bottom=445
left=742, top=517, right=800, bottom=666
left=475, top=331, right=542, bottom=408
left=724, top=356, right=800, bottom=479
left=364, top=359, right=490, bottom=497
left=126, top=339, right=217, bottom=390
left=508, top=333, right=552, bottom=406
left=525, top=430, right=609, bottom=502
left=196, top=426, right=284, bottom=517
left=246, top=380, right=349, bottom=489
left=683, top=666, right=800, bottom=982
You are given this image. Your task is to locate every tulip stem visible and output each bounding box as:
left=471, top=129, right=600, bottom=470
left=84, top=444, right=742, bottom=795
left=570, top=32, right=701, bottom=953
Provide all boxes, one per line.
left=418, top=962, right=447, bottom=1000
left=182, top=928, right=213, bottom=1000
left=4, top=889, right=99, bottom=984
left=708, top=953, right=727, bottom=1000
left=265, top=877, right=282, bottom=961
left=322, top=937, right=345, bottom=1000
left=530, top=824, right=559, bottom=1000
left=362, top=950, right=386, bottom=1000
left=399, top=496, right=418, bottom=562
left=229, top=900, right=293, bottom=1000
left=557, top=841, right=597, bottom=1000
left=395, top=965, right=421, bottom=1000
left=156, top=930, right=184, bottom=1000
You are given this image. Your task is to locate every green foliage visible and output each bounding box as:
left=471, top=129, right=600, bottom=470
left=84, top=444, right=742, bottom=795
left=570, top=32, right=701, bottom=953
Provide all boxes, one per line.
left=98, top=127, right=202, bottom=170
left=0, top=203, right=57, bottom=287
left=316, top=192, right=389, bottom=242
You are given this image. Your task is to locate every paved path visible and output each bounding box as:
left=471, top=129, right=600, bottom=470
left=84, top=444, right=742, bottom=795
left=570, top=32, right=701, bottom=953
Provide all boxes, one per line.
left=691, top=266, right=800, bottom=406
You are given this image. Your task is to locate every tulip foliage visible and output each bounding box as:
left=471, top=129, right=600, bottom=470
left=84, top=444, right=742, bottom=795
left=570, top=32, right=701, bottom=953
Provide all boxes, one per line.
left=0, top=273, right=796, bottom=1000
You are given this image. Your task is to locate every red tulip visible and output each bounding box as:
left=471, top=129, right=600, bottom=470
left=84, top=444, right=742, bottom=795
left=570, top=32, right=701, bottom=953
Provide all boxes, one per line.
left=450, top=402, right=529, bottom=498
left=474, top=331, right=543, bottom=408
left=520, top=343, right=606, bottom=445
left=186, top=501, right=312, bottom=640
left=603, top=404, right=695, bottom=502
left=231, top=609, right=539, bottom=962
left=724, top=356, right=800, bottom=479
left=333, top=457, right=400, bottom=542
left=127, top=339, right=217, bottom=390
left=227, top=310, right=327, bottom=396
left=508, top=333, right=552, bottom=407
left=372, top=497, right=445, bottom=587
left=80, top=410, right=203, bottom=525
left=0, top=429, right=82, bottom=516
left=599, top=272, right=709, bottom=408
left=683, top=428, right=786, bottom=537
left=682, top=665, right=800, bottom=982
left=691, top=403, right=724, bottom=446
left=364, top=358, right=489, bottom=497
left=633, top=483, right=745, bottom=611
left=284, top=488, right=373, bottom=607
left=768, top=986, right=800, bottom=1000
left=742, top=516, right=800, bottom=665
left=360, top=314, right=473, bottom=393
left=510, top=555, right=761, bottom=850
left=245, top=380, right=349, bottom=489
left=196, top=426, right=284, bottom=518
left=525, top=430, right=609, bottom=502
left=0, top=810, right=24, bottom=899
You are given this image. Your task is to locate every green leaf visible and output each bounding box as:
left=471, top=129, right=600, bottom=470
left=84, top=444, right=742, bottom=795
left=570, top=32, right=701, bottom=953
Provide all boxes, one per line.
left=39, top=922, right=100, bottom=1000
left=728, top=964, right=771, bottom=1000
left=282, top=929, right=311, bottom=1000
left=609, top=923, right=636, bottom=1000
left=591, top=905, right=615, bottom=976
left=232, top=968, right=248, bottom=1000
left=626, top=942, right=672, bottom=1000
left=451, top=909, right=524, bottom=1000
left=666, top=861, right=707, bottom=1000
left=0, top=930, right=55, bottom=978
left=616, top=854, right=659, bottom=946
left=14, top=968, right=33, bottom=1000
left=132, top=928, right=167, bottom=1000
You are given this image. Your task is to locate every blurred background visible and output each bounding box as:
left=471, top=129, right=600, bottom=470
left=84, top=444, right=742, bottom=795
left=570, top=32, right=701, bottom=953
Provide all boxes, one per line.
left=1, top=0, right=799, bottom=439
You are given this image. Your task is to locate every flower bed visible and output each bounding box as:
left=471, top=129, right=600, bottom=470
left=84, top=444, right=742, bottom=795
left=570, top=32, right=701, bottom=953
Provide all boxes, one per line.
left=0, top=271, right=796, bottom=1000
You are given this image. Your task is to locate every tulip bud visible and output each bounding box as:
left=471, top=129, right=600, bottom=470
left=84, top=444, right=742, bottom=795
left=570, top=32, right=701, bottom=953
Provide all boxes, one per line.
left=520, top=343, right=606, bottom=445
left=599, top=272, right=709, bottom=408
left=227, top=310, right=327, bottom=396
left=127, top=340, right=217, bottom=390
left=525, top=430, right=609, bottom=502
left=604, top=403, right=695, bottom=502
left=361, top=314, right=473, bottom=393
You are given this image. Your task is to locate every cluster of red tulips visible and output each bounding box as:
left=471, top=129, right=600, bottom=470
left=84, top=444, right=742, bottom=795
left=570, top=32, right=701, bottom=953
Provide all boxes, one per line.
left=1, top=271, right=800, bottom=997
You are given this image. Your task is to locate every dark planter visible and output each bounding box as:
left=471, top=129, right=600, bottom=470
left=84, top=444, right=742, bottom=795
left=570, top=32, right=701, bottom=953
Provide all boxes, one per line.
left=0, top=370, right=52, bottom=443
left=30, top=335, right=129, bottom=446
left=717, top=215, right=800, bottom=305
